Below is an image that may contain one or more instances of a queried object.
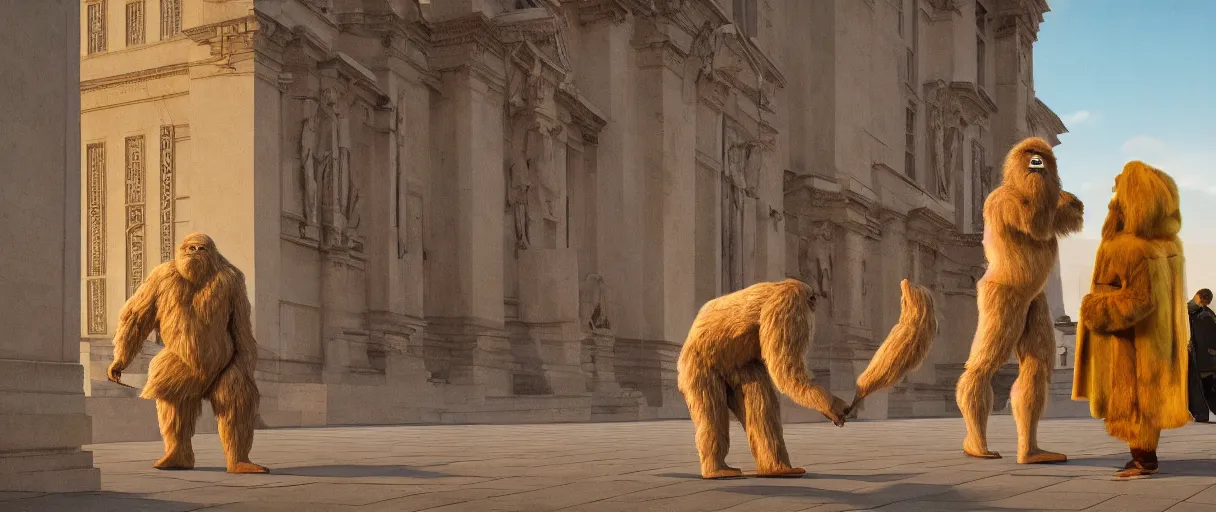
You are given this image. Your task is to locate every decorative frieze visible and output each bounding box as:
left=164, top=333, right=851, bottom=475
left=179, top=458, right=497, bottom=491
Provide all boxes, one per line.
left=86, top=142, right=107, bottom=335
left=125, top=135, right=146, bottom=297
left=159, top=126, right=175, bottom=262
left=127, top=1, right=146, bottom=46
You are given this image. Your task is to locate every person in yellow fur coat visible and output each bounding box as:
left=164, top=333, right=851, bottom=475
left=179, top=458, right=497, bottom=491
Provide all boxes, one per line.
left=1073, top=161, right=1191, bottom=480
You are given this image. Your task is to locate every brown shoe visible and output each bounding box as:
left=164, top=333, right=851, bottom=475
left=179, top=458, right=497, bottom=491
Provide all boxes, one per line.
left=1113, top=450, right=1159, bottom=480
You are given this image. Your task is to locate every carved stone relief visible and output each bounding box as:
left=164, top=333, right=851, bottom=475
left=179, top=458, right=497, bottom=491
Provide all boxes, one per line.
left=721, top=122, right=748, bottom=293
left=87, top=1, right=107, bottom=54
left=971, top=140, right=987, bottom=229
left=86, top=142, right=107, bottom=335
left=925, top=82, right=964, bottom=200
left=299, top=98, right=321, bottom=226
left=579, top=273, right=611, bottom=332
left=685, top=20, right=721, bottom=98
left=125, top=135, right=146, bottom=297
left=798, top=222, right=835, bottom=300
left=504, top=54, right=562, bottom=250
left=159, top=125, right=175, bottom=263
left=160, top=0, right=182, bottom=39
left=126, top=1, right=146, bottom=46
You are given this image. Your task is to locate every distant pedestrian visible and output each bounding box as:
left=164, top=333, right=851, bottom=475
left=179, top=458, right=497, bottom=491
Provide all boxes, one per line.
left=1187, top=289, right=1216, bottom=422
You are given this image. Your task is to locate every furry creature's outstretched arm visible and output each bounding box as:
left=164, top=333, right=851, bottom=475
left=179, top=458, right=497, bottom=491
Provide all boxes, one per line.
left=110, top=266, right=164, bottom=375
left=757, top=292, right=837, bottom=416
left=1080, top=258, right=1154, bottom=334
left=226, top=269, right=259, bottom=373
left=984, top=186, right=1055, bottom=240
left=1054, top=191, right=1085, bottom=235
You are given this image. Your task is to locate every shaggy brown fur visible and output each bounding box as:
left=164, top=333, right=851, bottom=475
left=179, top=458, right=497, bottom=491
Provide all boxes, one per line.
left=677, top=278, right=936, bottom=479
left=1073, top=161, right=1189, bottom=480
left=108, top=233, right=268, bottom=474
left=847, top=280, right=939, bottom=414
left=955, top=137, right=1084, bottom=464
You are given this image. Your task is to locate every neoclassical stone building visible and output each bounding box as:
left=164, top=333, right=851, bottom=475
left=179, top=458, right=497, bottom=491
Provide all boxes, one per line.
left=78, top=0, right=1066, bottom=439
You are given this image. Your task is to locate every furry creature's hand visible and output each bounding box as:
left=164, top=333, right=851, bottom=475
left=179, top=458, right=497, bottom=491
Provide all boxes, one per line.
left=824, top=395, right=848, bottom=427
left=107, top=361, right=125, bottom=384
left=1054, top=191, right=1085, bottom=235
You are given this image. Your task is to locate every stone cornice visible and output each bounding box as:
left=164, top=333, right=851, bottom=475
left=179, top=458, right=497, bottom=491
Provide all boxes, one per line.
left=556, top=88, right=608, bottom=143
left=80, top=63, right=190, bottom=93
left=427, top=14, right=506, bottom=90
left=949, top=81, right=999, bottom=119
left=184, top=14, right=260, bottom=56
left=429, top=13, right=505, bottom=58
left=1028, top=96, right=1068, bottom=145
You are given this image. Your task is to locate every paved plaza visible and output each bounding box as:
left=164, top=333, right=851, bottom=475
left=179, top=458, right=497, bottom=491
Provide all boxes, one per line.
left=3, top=418, right=1216, bottom=511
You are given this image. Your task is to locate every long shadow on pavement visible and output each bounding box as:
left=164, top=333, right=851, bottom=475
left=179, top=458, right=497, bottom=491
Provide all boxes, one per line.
left=271, top=464, right=453, bottom=478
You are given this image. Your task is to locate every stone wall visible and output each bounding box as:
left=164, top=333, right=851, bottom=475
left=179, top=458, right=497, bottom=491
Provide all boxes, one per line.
left=76, top=0, right=1075, bottom=442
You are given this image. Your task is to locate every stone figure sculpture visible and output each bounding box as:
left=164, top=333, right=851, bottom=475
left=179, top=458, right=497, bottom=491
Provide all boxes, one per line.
left=300, top=98, right=321, bottom=225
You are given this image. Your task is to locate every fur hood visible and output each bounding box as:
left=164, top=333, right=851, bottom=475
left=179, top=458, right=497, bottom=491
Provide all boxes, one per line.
left=1101, top=161, right=1181, bottom=241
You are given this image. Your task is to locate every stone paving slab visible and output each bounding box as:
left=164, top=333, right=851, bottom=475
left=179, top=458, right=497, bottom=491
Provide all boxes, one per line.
left=3, top=418, right=1216, bottom=511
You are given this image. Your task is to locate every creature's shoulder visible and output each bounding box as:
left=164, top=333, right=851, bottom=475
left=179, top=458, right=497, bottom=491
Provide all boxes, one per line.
left=214, top=263, right=248, bottom=291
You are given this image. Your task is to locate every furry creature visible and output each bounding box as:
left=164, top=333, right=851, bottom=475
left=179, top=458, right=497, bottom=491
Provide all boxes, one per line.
left=846, top=280, right=939, bottom=415
left=107, top=233, right=268, bottom=474
left=1073, top=161, right=1189, bottom=480
left=955, top=137, right=1084, bottom=464
left=677, top=278, right=937, bottom=479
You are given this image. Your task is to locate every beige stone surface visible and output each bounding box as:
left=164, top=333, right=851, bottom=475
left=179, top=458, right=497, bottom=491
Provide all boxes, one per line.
left=0, top=0, right=100, bottom=493
left=76, top=0, right=1076, bottom=439
left=8, top=418, right=1216, bottom=511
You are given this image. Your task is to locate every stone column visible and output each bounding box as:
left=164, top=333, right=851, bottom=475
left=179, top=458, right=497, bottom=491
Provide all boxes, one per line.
left=0, top=0, right=101, bottom=492
left=427, top=17, right=510, bottom=397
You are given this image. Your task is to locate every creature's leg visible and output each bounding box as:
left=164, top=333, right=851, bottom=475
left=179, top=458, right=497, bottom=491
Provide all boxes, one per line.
left=728, top=362, right=803, bottom=478
left=207, top=365, right=269, bottom=474
left=1114, top=424, right=1160, bottom=480
left=154, top=398, right=201, bottom=470
left=680, top=365, right=740, bottom=479
left=1012, top=293, right=1067, bottom=464
left=956, top=281, right=1029, bottom=459
left=143, top=352, right=206, bottom=470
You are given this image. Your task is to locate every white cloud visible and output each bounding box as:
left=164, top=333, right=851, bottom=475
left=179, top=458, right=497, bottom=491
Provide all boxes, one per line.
left=1060, top=110, right=1091, bottom=125
left=1119, top=135, right=1169, bottom=156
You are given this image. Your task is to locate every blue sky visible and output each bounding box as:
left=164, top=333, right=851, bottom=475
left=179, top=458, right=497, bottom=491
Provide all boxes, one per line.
left=1035, top=0, right=1216, bottom=242
left=1034, top=0, right=1216, bottom=313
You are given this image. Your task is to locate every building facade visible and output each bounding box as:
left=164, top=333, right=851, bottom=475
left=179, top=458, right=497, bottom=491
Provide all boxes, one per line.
left=79, top=0, right=1067, bottom=439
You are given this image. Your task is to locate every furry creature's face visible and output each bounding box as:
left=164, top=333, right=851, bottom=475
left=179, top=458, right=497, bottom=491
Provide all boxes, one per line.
left=1101, top=161, right=1181, bottom=240
left=1000, top=137, right=1062, bottom=198
left=175, top=233, right=220, bottom=282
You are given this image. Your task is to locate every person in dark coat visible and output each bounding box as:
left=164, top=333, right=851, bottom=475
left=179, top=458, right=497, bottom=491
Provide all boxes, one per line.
left=1187, top=289, right=1216, bottom=422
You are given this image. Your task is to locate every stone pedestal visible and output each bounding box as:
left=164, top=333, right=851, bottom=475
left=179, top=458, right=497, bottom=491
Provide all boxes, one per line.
left=0, top=0, right=100, bottom=492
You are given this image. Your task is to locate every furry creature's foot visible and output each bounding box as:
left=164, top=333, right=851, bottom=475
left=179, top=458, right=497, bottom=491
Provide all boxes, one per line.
left=153, top=453, right=195, bottom=470
left=227, top=462, right=270, bottom=474
left=963, top=441, right=1002, bottom=459
left=1017, top=449, right=1068, bottom=464
left=757, top=466, right=806, bottom=478
left=701, top=466, right=744, bottom=479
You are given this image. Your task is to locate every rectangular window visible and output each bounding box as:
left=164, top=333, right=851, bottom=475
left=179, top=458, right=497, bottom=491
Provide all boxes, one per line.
left=161, top=0, right=182, bottom=40
left=733, top=0, right=758, bottom=38
left=905, top=107, right=916, bottom=180
left=976, top=36, right=986, bottom=88
left=87, top=1, right=107, bottom=54
left=906, top=48, right=915, bottom=86
left=898, top=0, right=905, bottom=38
left=126, top=1, right=145, bottom=46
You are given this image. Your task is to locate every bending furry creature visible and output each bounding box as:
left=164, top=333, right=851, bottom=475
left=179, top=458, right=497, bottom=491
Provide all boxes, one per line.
left=107, top=233, right=269, bottom=474
left=678, top=278, right=936, bottom=479
left=955, top=137, right=1084, bottom=464
left=1073, top=162, right=1189, bottom=480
